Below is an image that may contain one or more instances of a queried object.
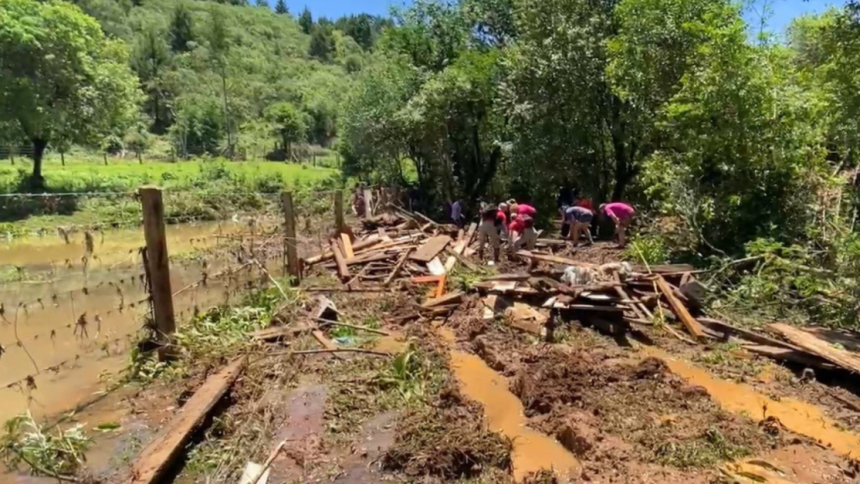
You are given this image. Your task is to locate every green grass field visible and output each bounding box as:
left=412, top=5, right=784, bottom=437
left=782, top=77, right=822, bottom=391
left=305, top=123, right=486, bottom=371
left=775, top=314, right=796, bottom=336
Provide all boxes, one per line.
left=0, top=157, right=340, bottom=234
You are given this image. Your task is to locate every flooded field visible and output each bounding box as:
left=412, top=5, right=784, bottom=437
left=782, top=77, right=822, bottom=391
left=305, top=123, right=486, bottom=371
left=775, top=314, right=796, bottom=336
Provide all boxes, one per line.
left=0, top=219, right=284, bottom=425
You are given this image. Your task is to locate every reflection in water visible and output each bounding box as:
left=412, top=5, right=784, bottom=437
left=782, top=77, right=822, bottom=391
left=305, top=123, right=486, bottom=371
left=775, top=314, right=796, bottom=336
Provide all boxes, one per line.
left=0, top=220, right=281, bottom=424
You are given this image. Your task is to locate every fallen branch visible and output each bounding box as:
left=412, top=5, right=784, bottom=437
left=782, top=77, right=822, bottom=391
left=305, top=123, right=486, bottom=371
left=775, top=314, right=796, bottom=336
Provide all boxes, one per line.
left=274, top=348, right=392, bottom=357
left=247, top=439, right=288, bottom=484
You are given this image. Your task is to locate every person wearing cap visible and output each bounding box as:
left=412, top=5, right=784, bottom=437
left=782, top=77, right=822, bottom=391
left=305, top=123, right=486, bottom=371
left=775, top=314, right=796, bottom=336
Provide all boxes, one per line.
left=564, top=205, right=594, bottom=247
left=478, top=203, right=502, bottom=263
left=599, top=202, right=635, bottom=247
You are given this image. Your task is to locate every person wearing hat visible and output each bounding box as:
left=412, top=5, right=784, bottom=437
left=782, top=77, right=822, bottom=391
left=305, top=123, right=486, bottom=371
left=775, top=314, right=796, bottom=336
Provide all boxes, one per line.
left=599, top=202, right=635, bottom=247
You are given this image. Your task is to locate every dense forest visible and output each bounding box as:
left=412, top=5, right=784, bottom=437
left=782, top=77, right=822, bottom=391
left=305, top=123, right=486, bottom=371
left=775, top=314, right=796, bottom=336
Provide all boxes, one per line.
left=4, top=0, right=860, bottom=324
left=0, top=0, right=389, bottom=175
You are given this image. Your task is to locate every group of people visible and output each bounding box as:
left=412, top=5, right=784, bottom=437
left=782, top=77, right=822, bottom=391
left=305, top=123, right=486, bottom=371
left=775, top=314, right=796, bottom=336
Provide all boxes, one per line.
left=450, top=196, right=636, bottom=264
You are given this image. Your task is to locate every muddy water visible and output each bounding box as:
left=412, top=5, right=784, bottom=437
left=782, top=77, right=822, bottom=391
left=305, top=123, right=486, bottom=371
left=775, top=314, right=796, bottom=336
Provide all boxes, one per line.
left=437, top=327, right=581, bottom=481
left=0, top=220, right=281, bottom=425
left=645, top=347, right=860, bottom=459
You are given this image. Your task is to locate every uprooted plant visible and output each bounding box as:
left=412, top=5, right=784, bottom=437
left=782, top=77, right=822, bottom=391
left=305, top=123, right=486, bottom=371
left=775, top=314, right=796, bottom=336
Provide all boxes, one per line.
left=1, top=412, right=91, bottom=481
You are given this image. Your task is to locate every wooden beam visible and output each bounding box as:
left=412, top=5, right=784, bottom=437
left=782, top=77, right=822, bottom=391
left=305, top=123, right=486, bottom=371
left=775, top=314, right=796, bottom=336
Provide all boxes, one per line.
left=127, top=358, right=246, bottom=484
left=744, top=344, right=835, bottom=370
left=516, top=250, right=596, bottom=268
left=655, top=276, right=706, bottom=341
left=421, top=291, right=464, bottom=309
left=330, top=240, right=350, bottom=281
left=340, top=233, right=355, bottom=258
left=411, top=235, right=452, bottom=262
left=769, top=323, right=860, bottom=374
left=139, top=186, right=176, bottom=345
left=698, top=318, right=801, bottom=352
left=385, top=248, right=413, bottom=287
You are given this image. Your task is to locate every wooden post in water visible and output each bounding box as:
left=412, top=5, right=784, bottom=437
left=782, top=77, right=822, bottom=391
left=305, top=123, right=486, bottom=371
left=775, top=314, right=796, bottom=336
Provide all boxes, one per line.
left=281, top=191, right=300, bottom=285
left=334, top=190, right=345, bottom=235
left=139, top=186, right=176, bottom=346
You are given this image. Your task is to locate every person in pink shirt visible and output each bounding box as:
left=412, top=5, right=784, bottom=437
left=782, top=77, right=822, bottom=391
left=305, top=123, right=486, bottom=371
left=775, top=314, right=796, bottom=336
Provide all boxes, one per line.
left=599, top=202, right=635, bottom=247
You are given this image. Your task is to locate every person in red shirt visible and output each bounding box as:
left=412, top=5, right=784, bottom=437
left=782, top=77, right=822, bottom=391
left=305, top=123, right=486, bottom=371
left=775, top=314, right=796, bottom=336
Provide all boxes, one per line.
left=576, top=196, right=593, bottom=211
left=496, top=203, right=509, bottom=238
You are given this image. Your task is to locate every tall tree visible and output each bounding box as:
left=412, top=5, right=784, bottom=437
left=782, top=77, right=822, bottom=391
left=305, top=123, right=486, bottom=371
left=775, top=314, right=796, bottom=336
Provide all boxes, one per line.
left=0, top=0, right=140, bottom=187
left=170, top=2, right=195, bottom=53
left=299, top=6, right=313, bottom=34
left=309, top=23, right=335, bottom=61
left=256, top=0, right=269, bottom=7
left=207, top=6, right=234, bottom=156
left=274, top=0, right=288, bottom=15
left=131, top=24, right=172, bottom=132
left=265, top=102, right=306, bottom=160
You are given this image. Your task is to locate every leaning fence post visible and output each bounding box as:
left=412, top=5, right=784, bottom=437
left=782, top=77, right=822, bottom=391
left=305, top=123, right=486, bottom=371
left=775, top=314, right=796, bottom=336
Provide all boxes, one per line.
left=334, top=190, right=345, bottom=234
left=139, top=186, right=176, bottom=346
left=281, top=191, right=301, bottom=285
left=363, top=188, right=373, bottom=218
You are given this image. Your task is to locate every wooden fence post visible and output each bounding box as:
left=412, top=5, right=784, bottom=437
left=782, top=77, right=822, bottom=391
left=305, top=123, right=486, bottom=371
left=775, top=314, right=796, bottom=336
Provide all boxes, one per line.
left=139, top=186, right=176, bottom=345
left=281, top=191, right=300, bottom=285
left=363, top=188, right=373, bottom=218
left=334, top=190, right=345, bottom=234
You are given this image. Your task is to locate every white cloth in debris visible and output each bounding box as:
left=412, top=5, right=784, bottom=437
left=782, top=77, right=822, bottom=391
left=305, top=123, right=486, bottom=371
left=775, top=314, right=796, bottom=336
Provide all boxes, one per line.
left=561, top=266, right=597, bottom=285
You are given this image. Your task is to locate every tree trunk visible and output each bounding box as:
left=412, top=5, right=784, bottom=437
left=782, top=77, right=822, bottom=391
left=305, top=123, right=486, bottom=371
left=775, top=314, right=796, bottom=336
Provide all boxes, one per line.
left=31, top=138, right=47, bottom=189
left=103, top=153, right=108, bottom=166
left=138, top=152, right=143, bottom=164
left=60, top=151, right=65, bottom=167
left=221, top=67, right=232, bottom=159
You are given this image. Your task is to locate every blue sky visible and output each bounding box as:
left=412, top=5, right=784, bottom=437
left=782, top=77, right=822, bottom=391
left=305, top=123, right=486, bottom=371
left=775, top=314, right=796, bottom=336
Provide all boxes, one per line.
left=299, top=0, right=839, bottom=34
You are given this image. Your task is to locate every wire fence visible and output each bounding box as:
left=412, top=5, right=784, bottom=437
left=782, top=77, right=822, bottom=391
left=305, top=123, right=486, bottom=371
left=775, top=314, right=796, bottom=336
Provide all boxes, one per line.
left=0, top=185, right=404, bottom=420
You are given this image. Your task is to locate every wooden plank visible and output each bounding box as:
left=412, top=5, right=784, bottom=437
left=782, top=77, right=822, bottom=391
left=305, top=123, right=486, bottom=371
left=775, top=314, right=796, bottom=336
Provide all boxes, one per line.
left=378, top=227, right=392, bottom=242
left=444, top=248, right=478, bottom=272
left=631, top=263, right=695, bottom=274
left=435, top=276, right=446, bottom=298
left=345, top=251, right=395, bottom=266
left=421, top=291, right=464, bottom=309
left=340, top=233, right=355, bottom=258
left=698, top=318, right=802, bottom=352
left=128, top=358, right=246, bottom=484
left=744, top=345, right=835, bottom=370
left=139, top=187, right=176, bottom=345
left=427, top=257, right=446, bottom=276
left=655, top=276, right=706, bottom=341
left=482, top=273, right=531, bottom=282
left=330, top=240, right=350, bottom=281
left=312, top=329, right=338, bottom=350
left=411, top=235, right=452, bottom=262
left=385, top=248, right=413, bottom=287
left=516, top=250, right=597, bottom=268
left=412, top=275, right=444, bottom=284
left=769, top=323, right=860, bottom=374
left=250, top=326, right=310, bottom=342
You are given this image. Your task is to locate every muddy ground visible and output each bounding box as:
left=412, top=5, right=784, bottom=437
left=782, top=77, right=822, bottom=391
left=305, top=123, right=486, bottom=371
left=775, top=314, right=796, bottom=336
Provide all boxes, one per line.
left=10, top=241, right=860, bottom=484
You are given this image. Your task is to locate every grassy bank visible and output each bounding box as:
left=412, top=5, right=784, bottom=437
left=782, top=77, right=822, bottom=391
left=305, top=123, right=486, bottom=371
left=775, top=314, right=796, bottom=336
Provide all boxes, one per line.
left=0, top=158, right=340, bottom=234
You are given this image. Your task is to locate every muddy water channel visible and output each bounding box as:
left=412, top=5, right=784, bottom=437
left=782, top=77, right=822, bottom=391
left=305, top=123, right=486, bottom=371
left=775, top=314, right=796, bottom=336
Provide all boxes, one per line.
left=0, top=220, right=280, bottom=425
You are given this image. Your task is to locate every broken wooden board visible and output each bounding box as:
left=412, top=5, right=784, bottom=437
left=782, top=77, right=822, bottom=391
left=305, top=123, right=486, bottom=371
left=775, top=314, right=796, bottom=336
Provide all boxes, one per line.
left=698, top=318, right=800, bottom=352
left=655, top=276, right=706, bottom=341
left=330, top=240, right=350, bottom=281
left=744, top=345, right=835, bottom=370
left=411, top=235, right=452, bottom=262
left=128, top=358, right=246, bottom=484
left=340, top=233, right=355, bottom=258
left=427, top=257, right=447, bottom=276
left=516, top=250, right=597, bottom=268
left=421, top=291, right=464, bottom=309
left=250, top=325, right=311, bottom=342
left=239, top=462, right=271, bottom=484
left=312, top=329, right=339, bottom=351
left=377, top=227, right=392, bottom=242
left=769, top=323, right=860, bottom=374
left=384, top=248, right=413, bottom=287
left=630, top=263, right=695, bottom=274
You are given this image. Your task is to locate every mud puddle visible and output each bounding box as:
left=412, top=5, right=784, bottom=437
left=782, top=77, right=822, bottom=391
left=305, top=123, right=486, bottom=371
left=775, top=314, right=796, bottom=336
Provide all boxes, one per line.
left=645, top=347, right=860, bottom=459
left=437, top=326, right=580, bottom=481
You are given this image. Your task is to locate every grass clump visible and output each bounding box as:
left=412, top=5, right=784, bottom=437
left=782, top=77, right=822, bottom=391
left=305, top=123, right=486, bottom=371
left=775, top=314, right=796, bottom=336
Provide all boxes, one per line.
left=652, top=427, right=751, bottom=469
left=382, top=385, right=512, bottom=479
left=1, top=412, right=91, bottom=480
